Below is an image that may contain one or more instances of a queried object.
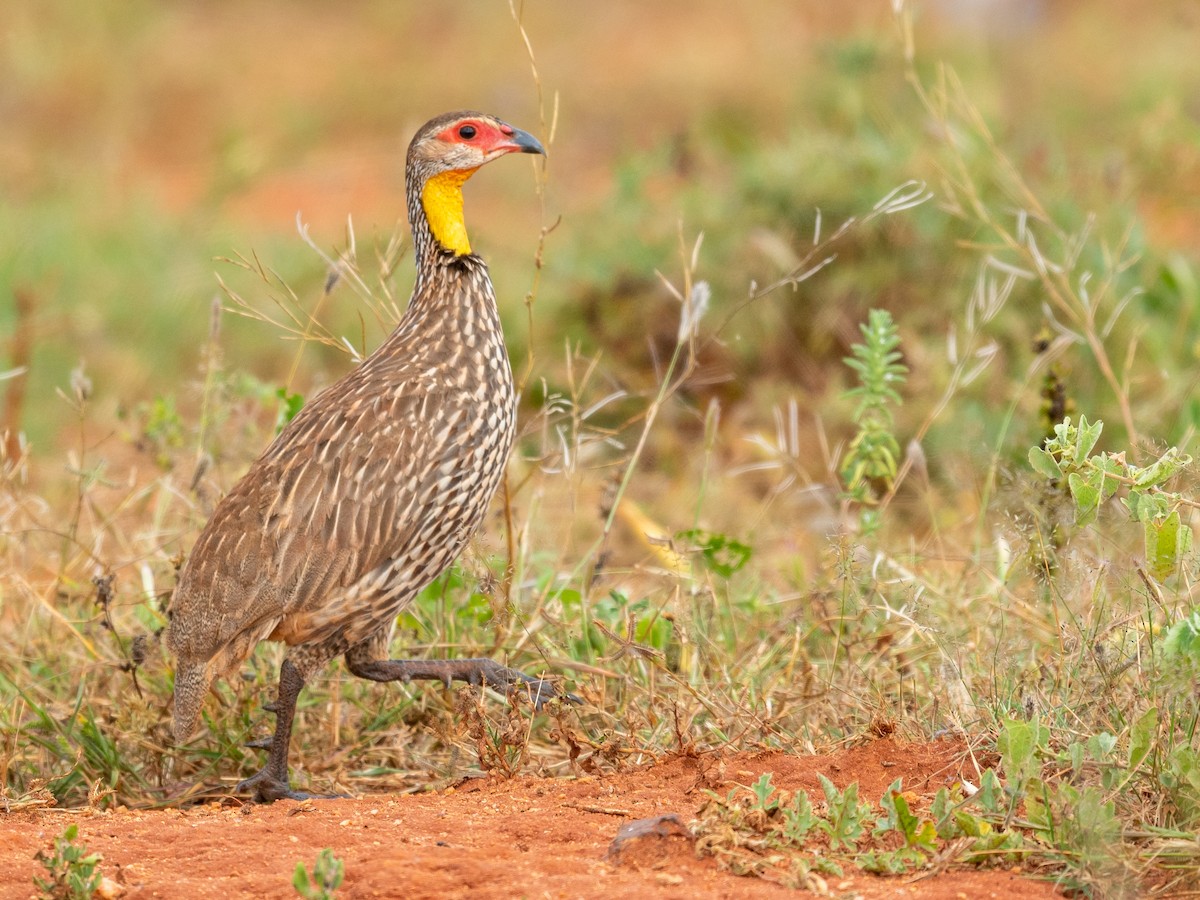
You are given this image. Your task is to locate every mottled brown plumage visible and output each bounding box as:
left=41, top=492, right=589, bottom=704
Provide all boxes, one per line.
left=167, top=111, right=567, bottom=802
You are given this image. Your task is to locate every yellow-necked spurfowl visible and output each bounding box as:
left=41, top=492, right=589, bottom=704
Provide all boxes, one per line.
left=167, top=111, right=570, bottom=802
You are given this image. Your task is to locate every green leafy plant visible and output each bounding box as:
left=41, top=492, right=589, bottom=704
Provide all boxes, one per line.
left=874, top=779, right=937, bottom=851
left=997, top=717, right=1049, bottom=804
left=693, top=771, right=1034, bottom=883
left=746, top=772, right=781, bottom=811
left=857, top=780, right=938, bottom=873
left=816, top=774, right=871, bottom=851
left=781, top=788, right=819, bottom=843
left=275, top=387, right=306, bottom=432
left=856, top=845, right=927, bottom=875
left=293, top=849, right=344, bottom=899
left=840, top=308, right=908, bottom=532
left=930, top=784, right=994, bottom=845
left=1029, top=415, right=1193, bottom=579
left=1163, top=609, right=1200, bottom=667
left=1160, top=746, right=1200, bottom=828
left=34, top=824, right=103, bottom=900
left=977, top=768, right=1004, bottom=815
left=677, top=528, right=753, bottom=578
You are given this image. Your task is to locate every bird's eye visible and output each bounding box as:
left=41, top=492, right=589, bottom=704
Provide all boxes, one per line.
left=458, top=124, right=477, bottom=140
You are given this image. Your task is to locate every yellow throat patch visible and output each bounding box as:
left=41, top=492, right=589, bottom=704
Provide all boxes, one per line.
left=421, top=168, right=479, bottom=256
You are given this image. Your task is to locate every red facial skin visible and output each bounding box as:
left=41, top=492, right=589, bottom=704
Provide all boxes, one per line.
left=435, top=119, right=525, bottom=155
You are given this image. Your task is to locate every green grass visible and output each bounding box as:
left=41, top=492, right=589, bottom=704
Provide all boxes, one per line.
left=4, top=1, right=1200, bottom=896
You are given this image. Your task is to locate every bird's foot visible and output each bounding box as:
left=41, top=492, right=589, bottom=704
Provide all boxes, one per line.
left=467, top=659, right=582, bottom=709
left=236, top=768, right=329, bottom=803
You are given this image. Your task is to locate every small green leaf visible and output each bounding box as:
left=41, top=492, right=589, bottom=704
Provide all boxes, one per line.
left=999, top=719, right=1037, bottom=791
left=1067, top=472, right=1101, bottom=526
left=818, top=772, right=839, bottom=807
left=885, top=789, right=936, bottom=850
left=978, top=768, right=1003, bottom=813
left=1087, top=732, right=1118, bottom=760
left=1074, top=415, right=1102, bottom=460
left=930, top=787, right=956, bottom=838
left=1069, top=741, right=1084, bottom=774
left=1146, top=510, right=1187, bottom=580
left=1028, top=446, right=1063, bottom=480
left=1132, top=448, right=1191, bottom=489
left=1163, top=610, right=1200, bottom=662
left=1131, top=492, right=1169, bottom=524
left=817, top=776, right=868, bottom=850
left=275, top=387, right=306, bottom=432
left=677, top=529, right=753, bottom=578
left=873, top=778, right=906, bottom=835
left=1023, top=777, right=1053, bottom=835
left=1051, top=417, right=1075, bottom=448
left=1130, top=707, right=1158, bottom=773
left=1094, top=454, right=1124, bottom=501
left=748, top=772, right=778, bottom=810
left=954, top=808, right=990, bottom=837
left=293, top=863, right=312, bottom=895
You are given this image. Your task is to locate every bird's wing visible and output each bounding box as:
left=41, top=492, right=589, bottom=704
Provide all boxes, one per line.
left=168, top=359, right=466, bottom=665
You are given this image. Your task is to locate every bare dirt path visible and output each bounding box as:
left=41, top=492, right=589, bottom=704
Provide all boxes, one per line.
left=2, top=738, right=1060, bottom=899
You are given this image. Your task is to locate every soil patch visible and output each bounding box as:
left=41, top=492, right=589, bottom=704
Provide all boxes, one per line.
left=1, top=738, right=1060, bottom=899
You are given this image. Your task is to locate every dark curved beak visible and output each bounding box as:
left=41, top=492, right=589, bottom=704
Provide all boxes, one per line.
left=506, top=126, right=546, bottom=156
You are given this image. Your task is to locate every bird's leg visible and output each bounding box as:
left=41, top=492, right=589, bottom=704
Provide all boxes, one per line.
left=237, top=658, right=315, bottom=803
left=345, top=654, right=580, bottom=709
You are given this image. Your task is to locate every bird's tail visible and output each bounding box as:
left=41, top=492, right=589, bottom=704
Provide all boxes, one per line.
left=172, top=661, right=213, bottom=744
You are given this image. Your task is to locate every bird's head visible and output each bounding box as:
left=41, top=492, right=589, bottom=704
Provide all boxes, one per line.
left=406, top=111, right=545, bottom=257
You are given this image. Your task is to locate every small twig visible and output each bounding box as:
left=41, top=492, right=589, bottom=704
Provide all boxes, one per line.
left=562, top=801, right=634, bottom=817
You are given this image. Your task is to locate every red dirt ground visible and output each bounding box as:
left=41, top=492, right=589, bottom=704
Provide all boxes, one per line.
left=1, top=738, right=1062, bottom=899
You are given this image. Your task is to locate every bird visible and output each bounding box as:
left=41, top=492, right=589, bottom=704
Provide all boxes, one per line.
left=166, top=111, right=571, bottom=803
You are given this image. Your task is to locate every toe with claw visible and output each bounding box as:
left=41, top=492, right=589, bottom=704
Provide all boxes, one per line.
left=471, top=659, right=582, bottom=709
left=236, top=768, right=319, bottom=804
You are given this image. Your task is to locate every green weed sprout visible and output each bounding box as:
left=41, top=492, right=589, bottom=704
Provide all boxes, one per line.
left=34, top=824, right=103, bottom=900
left=293, top=849, right=344, bottom=899
left=840, top=308, right=908, bottom=532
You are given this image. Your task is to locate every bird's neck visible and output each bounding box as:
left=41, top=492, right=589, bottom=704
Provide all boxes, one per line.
left=402, top=167, right=501, bottom=339
left=387, top=253, right=503, bottom=360
left=422, top=169, right=478, bottom=256
left=407, top=169, right=479, bottom=276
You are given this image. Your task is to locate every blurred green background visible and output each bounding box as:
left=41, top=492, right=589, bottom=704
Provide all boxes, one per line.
left=3, top=0, right=1197, bottom=468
